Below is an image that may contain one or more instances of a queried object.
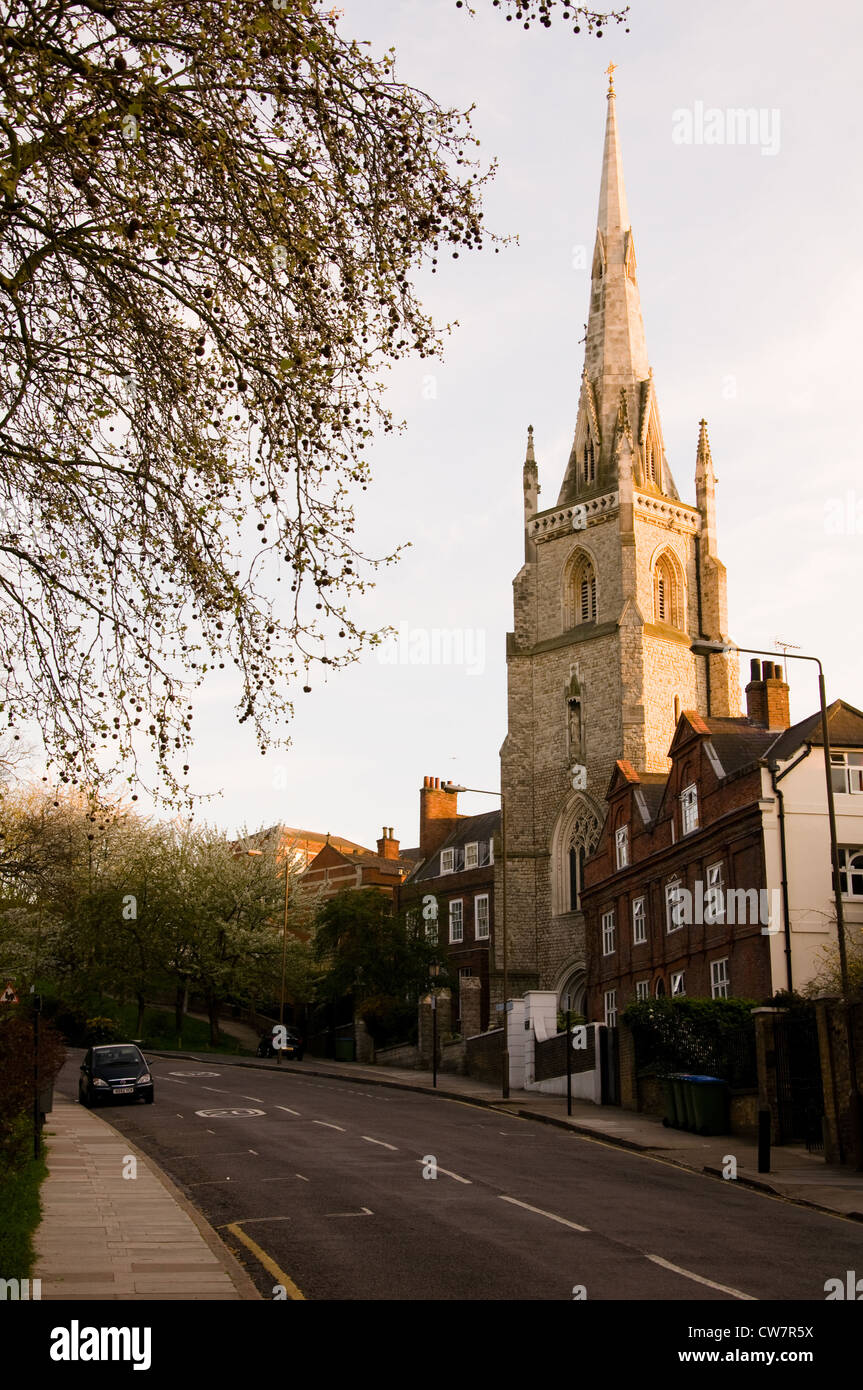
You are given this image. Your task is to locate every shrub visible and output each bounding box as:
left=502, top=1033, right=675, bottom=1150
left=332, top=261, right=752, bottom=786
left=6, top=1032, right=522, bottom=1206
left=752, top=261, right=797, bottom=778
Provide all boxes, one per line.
left=621, top=996, right=758, bottom=1086
left=83, top=1016, right=123, bottom=1045
left=0, top=1012, right=66, bottom=1172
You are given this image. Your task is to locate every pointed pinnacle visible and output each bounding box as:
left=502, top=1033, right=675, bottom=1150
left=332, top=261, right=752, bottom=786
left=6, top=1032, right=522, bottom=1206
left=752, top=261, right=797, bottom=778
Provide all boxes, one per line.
left=525, top=424, right=536, bottom=465
left=696, top=418, right=714, bottom=473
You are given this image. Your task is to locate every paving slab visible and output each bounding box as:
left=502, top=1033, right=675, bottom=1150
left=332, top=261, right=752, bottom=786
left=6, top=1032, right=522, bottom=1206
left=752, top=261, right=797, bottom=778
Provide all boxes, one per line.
left=33, top=1098, right=259, bottom=1301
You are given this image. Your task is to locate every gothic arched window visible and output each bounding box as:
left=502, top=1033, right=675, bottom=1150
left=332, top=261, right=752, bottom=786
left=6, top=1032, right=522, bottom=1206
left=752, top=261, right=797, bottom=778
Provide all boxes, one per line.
left=567, top=843, right=588, bottom=911
left=551, top=796, right=602, bottom=917
left=653, top=550, right=683, bottom=629
left=582, top=434, right=596, bottom=485
left=571, top=554, right=597, bottom=626
left=563, top=550, right=598, bottom=630
left=644, top=419, right=662, bottom=489
left=645, top=438, right=657, bottom=485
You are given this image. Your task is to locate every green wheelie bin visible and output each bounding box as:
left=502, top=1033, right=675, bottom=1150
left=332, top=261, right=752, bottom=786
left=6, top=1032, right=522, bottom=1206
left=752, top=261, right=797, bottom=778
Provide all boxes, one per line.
left=661, top=1075, right=681, bottom=1128
left=671, top=1073, right=696, bottom=1131
left=688, top=1075, right=730, bottom=1135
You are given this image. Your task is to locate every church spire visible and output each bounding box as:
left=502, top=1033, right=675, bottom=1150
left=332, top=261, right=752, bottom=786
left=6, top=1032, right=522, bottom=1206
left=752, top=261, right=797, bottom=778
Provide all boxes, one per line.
left=558, top=71, right=679, bottom=506
left=597, top=63, right=629, bottom=239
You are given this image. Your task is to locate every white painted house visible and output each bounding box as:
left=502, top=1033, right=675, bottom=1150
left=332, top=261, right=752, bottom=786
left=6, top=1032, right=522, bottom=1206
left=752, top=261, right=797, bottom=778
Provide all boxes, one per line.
left=760, top=699, right=863, bottom=994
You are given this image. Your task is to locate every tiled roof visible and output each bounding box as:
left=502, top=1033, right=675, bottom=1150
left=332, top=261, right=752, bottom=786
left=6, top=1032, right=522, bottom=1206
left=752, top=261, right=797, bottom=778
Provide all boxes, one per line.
left=766, top=700, right=863, bottom=764
left=406, top=809, right=500, bottom=884
left=340, top=848, right=414, bottom=875
left=636, top=781, right=667, bottom=823
left=244, top=824, right=369, bottom=857
left=703, top=717, right=778, bottom=776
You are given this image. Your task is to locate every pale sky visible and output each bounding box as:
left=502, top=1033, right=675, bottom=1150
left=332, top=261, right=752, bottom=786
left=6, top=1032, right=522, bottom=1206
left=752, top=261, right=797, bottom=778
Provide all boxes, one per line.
left=136, top=0, right=863, bottom=843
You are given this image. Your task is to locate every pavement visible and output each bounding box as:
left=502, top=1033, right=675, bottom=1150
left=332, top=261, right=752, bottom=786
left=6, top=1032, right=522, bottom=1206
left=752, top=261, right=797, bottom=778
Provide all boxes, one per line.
left=33, top=1096, right=259, bottom=1300
left=210, top=1052, right=863, bottom=1223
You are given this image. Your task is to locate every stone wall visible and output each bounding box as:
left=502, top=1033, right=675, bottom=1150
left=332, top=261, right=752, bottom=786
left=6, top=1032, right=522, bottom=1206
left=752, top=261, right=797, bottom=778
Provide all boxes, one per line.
left=816, top=997, right=863, bottom=1165
left=465, top=1027, right=503, bottom=1085
left=374, top=1041, right=420, bottom=1069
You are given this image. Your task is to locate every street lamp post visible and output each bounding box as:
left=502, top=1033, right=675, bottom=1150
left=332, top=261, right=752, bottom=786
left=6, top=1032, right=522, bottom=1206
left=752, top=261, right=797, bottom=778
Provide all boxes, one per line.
left=691, top=638, right=863, bottom=1168
left=429, top=960, right=441, bottom=1089
left=442, top=783, right=509, bottom=1100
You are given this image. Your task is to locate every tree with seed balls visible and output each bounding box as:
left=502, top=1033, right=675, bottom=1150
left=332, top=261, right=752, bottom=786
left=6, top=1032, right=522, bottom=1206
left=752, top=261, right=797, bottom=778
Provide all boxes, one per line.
left=0, top=0, right=626, bottom=800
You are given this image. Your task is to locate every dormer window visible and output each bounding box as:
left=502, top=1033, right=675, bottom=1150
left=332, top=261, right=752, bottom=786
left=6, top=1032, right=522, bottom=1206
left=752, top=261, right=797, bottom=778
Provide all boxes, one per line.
left=440, top=847, right=454, bottom=875
left=680, top=784, right=699, bottom=835
left=614, top=825, right=630, bottom=870
left=464, top=841, right=478, bottom=869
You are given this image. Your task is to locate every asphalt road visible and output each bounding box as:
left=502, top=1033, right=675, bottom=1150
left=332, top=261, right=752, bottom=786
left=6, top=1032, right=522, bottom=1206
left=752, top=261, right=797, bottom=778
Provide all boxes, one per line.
left=56, top=1051, right=863, bottom=1301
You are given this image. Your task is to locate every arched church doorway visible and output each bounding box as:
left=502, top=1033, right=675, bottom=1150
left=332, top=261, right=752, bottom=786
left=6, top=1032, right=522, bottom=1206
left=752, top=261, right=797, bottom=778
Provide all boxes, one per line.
left=558, top=968, right=587, bottom=1020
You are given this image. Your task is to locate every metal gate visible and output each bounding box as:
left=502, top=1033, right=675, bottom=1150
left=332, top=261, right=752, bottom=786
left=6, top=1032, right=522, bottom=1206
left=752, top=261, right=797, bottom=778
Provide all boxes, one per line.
left=775, top=1010, right=824, bottom=1150
left=599, top=1025, right=620, bottom=1106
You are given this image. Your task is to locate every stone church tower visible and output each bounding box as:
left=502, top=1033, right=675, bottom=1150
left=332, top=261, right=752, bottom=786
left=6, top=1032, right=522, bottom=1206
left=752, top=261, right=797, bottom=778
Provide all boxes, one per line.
left=497, top=71, right=741, bottom=1012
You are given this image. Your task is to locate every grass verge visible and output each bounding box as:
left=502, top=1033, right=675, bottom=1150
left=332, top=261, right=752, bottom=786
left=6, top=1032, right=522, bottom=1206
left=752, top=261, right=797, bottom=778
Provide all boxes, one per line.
left=107, top=999, right=251, bottom=1054
left=0, top=1137, right=48, bottom=1278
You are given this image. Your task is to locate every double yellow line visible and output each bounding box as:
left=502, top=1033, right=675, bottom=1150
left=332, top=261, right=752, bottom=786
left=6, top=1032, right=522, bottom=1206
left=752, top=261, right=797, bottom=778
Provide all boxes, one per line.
left=224, top=1220, right=306, bottom=1301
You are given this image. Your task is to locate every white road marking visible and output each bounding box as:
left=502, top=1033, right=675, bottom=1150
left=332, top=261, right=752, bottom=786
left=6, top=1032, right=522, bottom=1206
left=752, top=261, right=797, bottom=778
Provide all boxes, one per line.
left=645, top=1254, right=756, bottom=1301
left=296, top=1174, right=309, bottom=1182
left=313, top=1121, right=346, bottom=1132
left=416, top=1160, right=472, bottom=1184
left=195, top=1107, right=265, bottom=1118
left=276, top=1106, right=301, bottom=1116
left=248, top=1149, right=258, bottom=1155
left=325, top=1207, right=373, bottom=1218
left=206, top=1129, right=215, bottom=1135
left=160, top=1077, right=187, bottom=1084
left=242, top=1095, right=265, bottom=1103
left=362, top=1136, right=398, bottom=1151
left=498, top=1195, right=589, bottom=1231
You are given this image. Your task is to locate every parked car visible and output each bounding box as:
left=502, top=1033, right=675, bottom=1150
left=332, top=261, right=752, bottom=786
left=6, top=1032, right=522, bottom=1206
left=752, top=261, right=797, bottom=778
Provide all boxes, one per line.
left=256, top=1026, right=304, bottom=1060
left=78, top=1044, right=155, bottom=1107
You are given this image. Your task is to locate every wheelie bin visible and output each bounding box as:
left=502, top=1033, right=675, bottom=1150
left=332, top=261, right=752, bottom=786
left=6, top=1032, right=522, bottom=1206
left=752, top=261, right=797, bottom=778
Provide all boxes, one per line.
left=661, top=1075, right=681, bottom=1128
left=688, top=1075, right=730, bottom=1135
left=670, top=1073, right=695, bottom=1131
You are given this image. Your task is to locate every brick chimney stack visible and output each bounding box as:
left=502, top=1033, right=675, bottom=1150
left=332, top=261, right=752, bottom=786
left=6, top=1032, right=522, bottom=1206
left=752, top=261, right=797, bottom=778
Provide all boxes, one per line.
left=745, top=658, right=791, bottom=730
left=376, top=827, right=400, bottom=860
left=419, top=776, right=459, bottom=857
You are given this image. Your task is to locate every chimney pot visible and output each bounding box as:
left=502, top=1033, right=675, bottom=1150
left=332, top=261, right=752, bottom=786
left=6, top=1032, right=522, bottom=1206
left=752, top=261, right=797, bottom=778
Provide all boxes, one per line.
left=745, top=660, right=790, bottom=730
left=419, top=775, right=459, bottom=857
left=750, top=658, right=761, bottom=682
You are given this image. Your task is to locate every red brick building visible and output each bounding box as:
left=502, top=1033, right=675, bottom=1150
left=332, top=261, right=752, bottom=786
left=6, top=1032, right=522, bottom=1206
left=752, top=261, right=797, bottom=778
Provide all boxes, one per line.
left=399, top=777, right=499, bottom=1033
left=296, top=828, right=417, bottom=907
left=583, top=663, right=796, bottom=1025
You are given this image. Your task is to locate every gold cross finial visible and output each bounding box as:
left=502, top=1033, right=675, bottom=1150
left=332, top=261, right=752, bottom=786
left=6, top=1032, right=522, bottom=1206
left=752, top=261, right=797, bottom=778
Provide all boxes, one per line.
left=606, top=62, right=617, bottom=95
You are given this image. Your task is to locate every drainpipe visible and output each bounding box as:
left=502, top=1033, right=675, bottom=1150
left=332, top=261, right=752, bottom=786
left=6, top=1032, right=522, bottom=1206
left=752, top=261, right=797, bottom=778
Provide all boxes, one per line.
left=768, top=745, right=812, bottom=995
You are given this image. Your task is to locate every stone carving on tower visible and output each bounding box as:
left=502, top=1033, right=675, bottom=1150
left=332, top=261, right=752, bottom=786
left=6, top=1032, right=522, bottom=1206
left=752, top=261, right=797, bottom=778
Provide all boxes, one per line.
left=496, top=70, right=741, bottom=1009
